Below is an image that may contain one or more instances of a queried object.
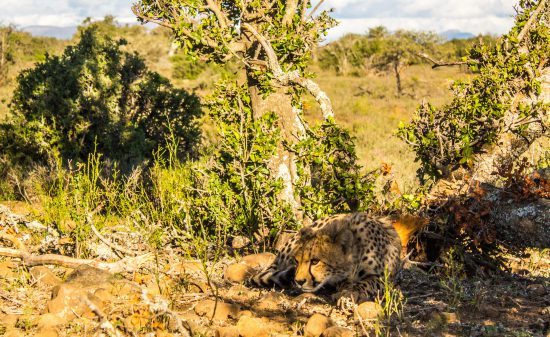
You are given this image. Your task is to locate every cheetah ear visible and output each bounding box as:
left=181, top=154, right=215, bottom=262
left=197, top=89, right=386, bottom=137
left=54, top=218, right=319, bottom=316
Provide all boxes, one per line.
left=336, top=229, right=354, bottom=255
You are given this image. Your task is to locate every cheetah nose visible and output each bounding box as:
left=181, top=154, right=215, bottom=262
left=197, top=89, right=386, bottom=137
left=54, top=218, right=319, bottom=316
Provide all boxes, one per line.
left=295, top=278, right=306, bottom=287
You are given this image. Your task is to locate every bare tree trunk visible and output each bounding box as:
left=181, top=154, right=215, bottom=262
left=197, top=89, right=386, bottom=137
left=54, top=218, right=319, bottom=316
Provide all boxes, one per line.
left=394, top=59, right=403, bottom=97
left=247, top=76, right=305, bottom=220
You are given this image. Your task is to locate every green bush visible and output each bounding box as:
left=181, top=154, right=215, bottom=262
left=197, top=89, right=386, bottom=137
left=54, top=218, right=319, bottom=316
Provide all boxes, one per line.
left=1, top=26, right=202, bottom=170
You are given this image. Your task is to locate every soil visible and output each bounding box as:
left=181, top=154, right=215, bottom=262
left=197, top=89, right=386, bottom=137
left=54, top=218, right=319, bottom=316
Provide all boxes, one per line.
left=0, top=203, right=548, bottom=337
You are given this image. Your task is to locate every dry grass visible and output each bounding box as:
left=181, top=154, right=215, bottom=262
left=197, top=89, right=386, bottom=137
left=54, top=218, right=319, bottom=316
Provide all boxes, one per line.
left=301, top=65, right=471, bottom=190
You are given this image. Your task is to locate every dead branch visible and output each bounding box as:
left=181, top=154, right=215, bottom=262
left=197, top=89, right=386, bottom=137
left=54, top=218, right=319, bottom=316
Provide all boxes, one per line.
left=0, top=247, right=153, bottom=273
left=0, top=232, right=27, bottom=252
left=83, top=297, right=123, bottom=337
left=242, top=22, right=334, bottom=119
left=416, top=52, right=469, bottom=69
left=283, top=0, right=299, bottom=26
left=87, top=215, right=140, bottom=257
left=141, top=289, right=192, bottom=337
left=307, top=0, right=326, bottom=21
left=517, top=0, right=547, bottom=44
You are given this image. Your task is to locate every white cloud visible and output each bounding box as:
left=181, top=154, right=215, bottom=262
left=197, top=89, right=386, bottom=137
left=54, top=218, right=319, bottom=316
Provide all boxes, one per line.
left=0, top=0, right=518, bottom=40
left=0, top=0, right=135, bottom=27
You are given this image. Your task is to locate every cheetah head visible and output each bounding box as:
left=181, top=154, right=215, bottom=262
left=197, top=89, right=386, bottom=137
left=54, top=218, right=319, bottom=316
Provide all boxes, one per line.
left=293, top=227, right=354, bottom=293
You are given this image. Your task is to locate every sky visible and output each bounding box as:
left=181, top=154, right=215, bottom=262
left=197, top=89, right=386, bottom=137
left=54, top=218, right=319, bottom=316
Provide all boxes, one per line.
left=0, top=0, right=518, bottom=40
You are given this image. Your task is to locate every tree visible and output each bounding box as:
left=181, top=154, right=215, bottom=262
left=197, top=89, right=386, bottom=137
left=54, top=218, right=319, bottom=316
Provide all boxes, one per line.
left=132, top=0, right=337, bottom=216
left=0, top=25, right=14, bottom=84
left=372, top=28, right=441, bottom=96
left=2, top=26, right=202, bottom=169
left=399, top=0, right=549, bottom=185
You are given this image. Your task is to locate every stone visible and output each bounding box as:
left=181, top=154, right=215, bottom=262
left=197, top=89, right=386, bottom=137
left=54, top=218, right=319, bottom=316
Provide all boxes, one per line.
left=0, top=314, right=19, bottom=327
left=255, top=292, right=286, bottom=311
left=3, top=329, right=24, bottom=337
left=236, top=316, right=269, bottom=337
left=226, top=284, right=253, bottom=302
left=241, top=253, right=276, bottom=268
left=194, top=300, right=240, bottom=321
left=440, top=312, right=459, bottom=324
left=174, top=261, right=204, bottom=274
left=224, top=263, right=254, bottom=283
left=304, top=313, right=333, bottom=337
left=479, top=304, right=500, bottom=318
left=527, top=284, right=546, bottom=297
left=36, top=327, right=59, bottom=337
left=29, top=266, right=62, bottom=287
left=216, top=326, right=240, bottom=337
left=321, top=327, right=354, bottom=337
left=64, top=265, right=112, bottom=287
left=36, top=313, right=67, bottom=329
left=354, top=301, right=382, bottom=321
left=232, top=236, right=251, bottom=249
left=0, top=261, right=16, bottom=279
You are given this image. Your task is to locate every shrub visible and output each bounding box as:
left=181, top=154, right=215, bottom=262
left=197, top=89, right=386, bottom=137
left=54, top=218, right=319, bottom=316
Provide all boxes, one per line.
left=2, top=26, right=202, bottom=171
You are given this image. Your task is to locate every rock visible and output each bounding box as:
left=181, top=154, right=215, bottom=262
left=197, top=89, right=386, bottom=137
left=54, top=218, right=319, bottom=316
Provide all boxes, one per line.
left=226, top=284, right=254, bottom=302
left=236, top=316, right=269, bottom=337
left=47, top=284, right=105, bottom=321
left=36, top=327, right=59, bottom=337
left=174, top=260, right=203, bottom=274
left=354, top=301, right=382, bottom=320
left=0, top=314, right=19, bottom=327
left=241, top=253, right=276, bottom=268
left=479, top=304, right=500, bottom=318
left=232, top=236, right=251, bottom=249
left=94, top=288, right=115, bottom=303
left=30, top=266, right=61, bottom=287
left=64, top=265, right=112, bottom=287
left=224, top=263, right=254, bottom=283
left=194, top=300, right=240, bottom=321
left=255, top=292, right=286, bottom=312
left=527, top=284, right=546, bottom=297
left=304, top=314, right=333, bottom=337
left=440, top=312, right=459, bottom=324
left=321, top=327, right=354, bottom=337
left=36, top=313, right=67, bottom=329
left=216, top=326, right=240, bottom=337
left=3, top=329, right=24, bottom=337
left=0, top=261, right=16, bottom=279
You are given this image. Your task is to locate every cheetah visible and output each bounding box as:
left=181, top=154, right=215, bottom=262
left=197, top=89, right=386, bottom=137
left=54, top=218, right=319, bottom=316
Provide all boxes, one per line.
left=251, top=212, right=423, bottom=304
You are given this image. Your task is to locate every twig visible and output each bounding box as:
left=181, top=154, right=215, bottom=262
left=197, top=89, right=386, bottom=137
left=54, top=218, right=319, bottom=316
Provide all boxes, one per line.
left=307, top=0, right=326, bottom=21
left=87, top=216, right=140, bottom=257
left=83, top=297, right=122, bottom=337
left=141, top=289, right=192, bottom=337
left=0, top=232, right=28, bottom=252
left=0, top=247, right=153, bottom=273
left=416, top=52, right=469, bottom=69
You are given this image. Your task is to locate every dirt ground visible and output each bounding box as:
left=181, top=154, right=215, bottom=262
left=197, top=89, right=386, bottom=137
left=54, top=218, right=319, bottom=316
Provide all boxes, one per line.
left=0, top=203, right=548, bottom=337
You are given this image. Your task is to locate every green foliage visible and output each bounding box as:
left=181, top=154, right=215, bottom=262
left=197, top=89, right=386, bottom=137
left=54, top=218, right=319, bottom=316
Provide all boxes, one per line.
left=171, top=54, right=208, bottom=80
left=1, top=26, right=202, bottom=170
left=133, top=0, right=336, bottom=98
left=294, top=119, right=381, bottom=219
left=398, top=0, right=549, bottom=182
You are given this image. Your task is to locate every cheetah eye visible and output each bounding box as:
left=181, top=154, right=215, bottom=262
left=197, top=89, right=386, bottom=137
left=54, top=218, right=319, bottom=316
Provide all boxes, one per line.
left=310, top=258, right=320, bottom=266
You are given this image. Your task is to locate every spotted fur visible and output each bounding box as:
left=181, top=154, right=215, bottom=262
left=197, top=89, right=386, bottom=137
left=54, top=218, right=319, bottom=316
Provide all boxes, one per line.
left=251, top=213, right=408, bottom=303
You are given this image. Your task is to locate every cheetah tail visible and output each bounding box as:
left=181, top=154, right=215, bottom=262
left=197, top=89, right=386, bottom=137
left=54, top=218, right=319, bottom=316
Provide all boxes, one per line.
left=392, top=214, right=428, bottom=248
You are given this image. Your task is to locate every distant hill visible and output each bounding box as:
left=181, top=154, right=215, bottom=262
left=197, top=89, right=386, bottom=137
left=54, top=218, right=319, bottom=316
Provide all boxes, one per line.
left=22, top=25, right=77, bottom=40
left=440, top=29, right=475, bottom=41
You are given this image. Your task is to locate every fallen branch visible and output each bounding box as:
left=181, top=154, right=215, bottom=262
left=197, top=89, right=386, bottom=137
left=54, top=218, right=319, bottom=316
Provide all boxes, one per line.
left=87, top=215, right=140, bottom=257
left=0, top=247, right=153, bottom=273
